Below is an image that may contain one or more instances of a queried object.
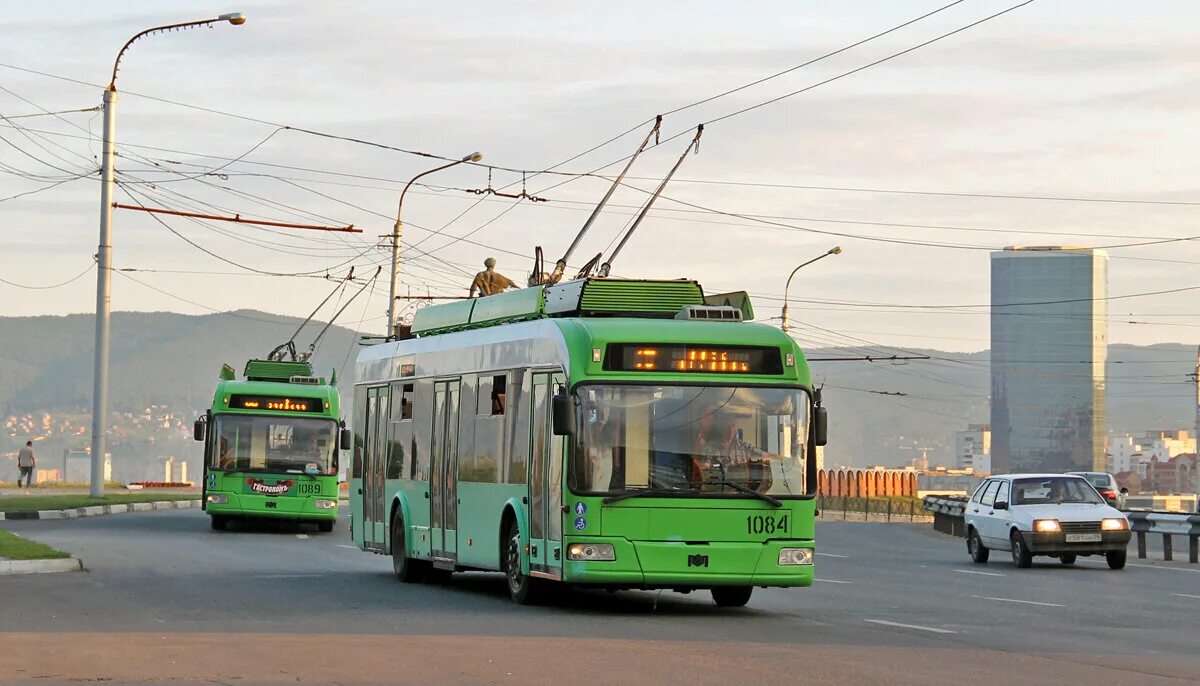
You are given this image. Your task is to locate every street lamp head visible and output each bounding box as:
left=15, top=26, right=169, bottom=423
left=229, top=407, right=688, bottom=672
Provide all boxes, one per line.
left=219, top=12, right=247, bottom=25
left=829, top=246, right=843, bottom=255
left=462, top=151, right=483, bottom=162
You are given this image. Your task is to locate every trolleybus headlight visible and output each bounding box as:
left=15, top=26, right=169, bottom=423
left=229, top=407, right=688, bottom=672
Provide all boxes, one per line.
left=778, top=548, right=813, bottom=566
left=1034, top=519, right=1061, bottom=533
left=567, top=543, right=615, bottom=561
left=206, top=494, right=229, bottom=505
left=314, top=499, right=338, bottom=510
left=1101, top=517, right=1128, bottom=531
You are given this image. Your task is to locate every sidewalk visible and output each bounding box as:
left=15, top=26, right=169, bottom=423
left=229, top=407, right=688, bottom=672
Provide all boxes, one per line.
left=0, top=556, right=82, bottom=575
left=0, top=499, right=201, bottom=521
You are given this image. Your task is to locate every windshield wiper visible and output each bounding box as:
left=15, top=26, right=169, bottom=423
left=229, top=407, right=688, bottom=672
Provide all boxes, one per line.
left=603, top=488, right=681, bottom=504
left=702, top=480, right=783, bottom=508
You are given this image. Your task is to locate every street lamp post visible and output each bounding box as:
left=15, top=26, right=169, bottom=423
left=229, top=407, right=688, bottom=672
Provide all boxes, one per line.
left=386, top=152, right=483, bottom=338
left=780, top=246, right=842, bottom=333
left=89, top=13, right=246, bottom=497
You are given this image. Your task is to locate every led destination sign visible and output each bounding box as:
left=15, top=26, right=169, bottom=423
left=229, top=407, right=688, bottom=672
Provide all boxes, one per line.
left=228, top=395, right=324, bottom=413
left=604, top=344, right=782, bottom=375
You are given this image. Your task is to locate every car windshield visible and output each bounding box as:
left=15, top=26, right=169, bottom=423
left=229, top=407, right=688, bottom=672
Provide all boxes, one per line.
left=1080, top=474, right=1110, bottom=488
left=1012, top=477, right=1105, bottom=505
left=212, top=414, right=337, bottom=474
left=570, top=385, right=811, bottom=497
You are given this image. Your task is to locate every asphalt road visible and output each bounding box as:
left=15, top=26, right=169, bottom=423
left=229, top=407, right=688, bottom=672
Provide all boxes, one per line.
left=2, top=511, right=1198, bottom=685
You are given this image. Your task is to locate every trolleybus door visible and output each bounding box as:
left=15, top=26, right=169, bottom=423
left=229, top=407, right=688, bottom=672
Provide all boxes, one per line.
left=362, top=386, right=388, bottom=548
left=528, top=372, right=565, bottom=577
left=430, top=379, right=461, bottom=562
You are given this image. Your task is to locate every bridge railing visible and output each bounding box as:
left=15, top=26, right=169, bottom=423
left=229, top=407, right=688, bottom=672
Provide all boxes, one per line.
left=920, top=496, right=1200, bottom=564
left=1126, top=511, right=1200, bottom=563
left=816, top=496, right=929, bottom=522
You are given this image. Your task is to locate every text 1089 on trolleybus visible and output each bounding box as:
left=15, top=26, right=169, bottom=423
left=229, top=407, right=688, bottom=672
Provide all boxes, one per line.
left=195, top=360, right=351, bottom=532
left=350, top=278, right=827, bottom=606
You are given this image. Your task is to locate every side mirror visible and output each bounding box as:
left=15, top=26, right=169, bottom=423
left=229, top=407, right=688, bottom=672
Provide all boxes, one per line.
left=193, top=418, right=206, bottom=442
left=1119, top=487, right=1129, bottom=495
left=552, top=391, right=570, bottom=436
left=993, top=501, right=1009, bottom=510
left=813, top=406, right=828, bottom=447
left=340, top=428, right=352, bottom=451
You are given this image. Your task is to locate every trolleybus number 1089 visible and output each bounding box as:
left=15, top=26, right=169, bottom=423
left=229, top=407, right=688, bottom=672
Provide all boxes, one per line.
left=747, top=514, right=789, bottom=535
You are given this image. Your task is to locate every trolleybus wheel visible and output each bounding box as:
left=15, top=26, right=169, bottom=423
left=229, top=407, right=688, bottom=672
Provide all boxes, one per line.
left=390, top=510, right=425, bottom=583
left=210, top=515, right=227, bottom=531
left=504, top=519, right=544, bottom=605
left=711, top=586, right=753, bottom=607
left=317, top=520, right=334, bottom=533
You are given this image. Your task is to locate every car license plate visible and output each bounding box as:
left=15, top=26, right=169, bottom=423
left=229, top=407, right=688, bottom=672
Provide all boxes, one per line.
left=1065, top=533, right=1101, bottom=543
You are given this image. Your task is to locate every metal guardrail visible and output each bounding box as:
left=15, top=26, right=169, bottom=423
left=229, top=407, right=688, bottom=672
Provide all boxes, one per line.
left=1126, top=511, right=1200, bottom=563
left=816, top=496, right=927, bottom=522
left=921, top=495, right=1200, bottom=564
left=922, top=495, right=968, bottom=537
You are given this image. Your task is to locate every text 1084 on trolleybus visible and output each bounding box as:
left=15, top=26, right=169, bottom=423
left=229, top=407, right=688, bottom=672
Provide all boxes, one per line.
left=350, top=278, right=827, bottom=606
left=194, top=360, right=351, bottom=532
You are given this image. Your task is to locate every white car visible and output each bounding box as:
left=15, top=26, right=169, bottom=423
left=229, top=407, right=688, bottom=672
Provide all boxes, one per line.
left=964, top=473, right=1131, bottom=569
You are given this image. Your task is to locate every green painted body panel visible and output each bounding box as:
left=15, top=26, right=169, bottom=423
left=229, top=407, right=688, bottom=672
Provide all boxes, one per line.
left=411, top=298, right=475, bottom=334
left=453, top=483, right=524, bottom=569
left=552, top=317, right=812, bottom=389
left=469, top=287, right=544, bottom=327
left=577, top=279, right=703, bottom=315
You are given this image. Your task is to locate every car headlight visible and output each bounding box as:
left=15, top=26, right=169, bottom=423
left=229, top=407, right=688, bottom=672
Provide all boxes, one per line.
left=206, top=494, right=229, bottom=505
left=1034, top=519, right=1061, bottom=533
left=566, top=543, right=615, bottom=561
left=1101, top=517, right=1128, bottom=531
left=313, top=499, right=338, bottom=510
left=778, top=548, right=814, bottom=566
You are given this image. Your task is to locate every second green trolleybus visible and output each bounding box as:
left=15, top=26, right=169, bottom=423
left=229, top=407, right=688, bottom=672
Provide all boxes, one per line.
left=350, top=278, right=826, bottom=605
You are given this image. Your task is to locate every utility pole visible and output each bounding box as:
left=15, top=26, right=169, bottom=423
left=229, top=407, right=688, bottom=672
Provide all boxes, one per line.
left=781, top=247, right=842, bottom=333
left=89, top=13, right=246, bottom=497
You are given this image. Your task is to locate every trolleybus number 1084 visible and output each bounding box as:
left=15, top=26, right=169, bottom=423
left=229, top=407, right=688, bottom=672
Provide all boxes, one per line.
left=747, top=514, right=789, bottom=535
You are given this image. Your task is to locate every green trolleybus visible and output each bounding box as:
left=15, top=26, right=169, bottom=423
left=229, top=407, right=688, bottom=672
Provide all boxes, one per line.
left=195, top=360, right=351, bottom=532
left=350, top=278, right=827, bottom=605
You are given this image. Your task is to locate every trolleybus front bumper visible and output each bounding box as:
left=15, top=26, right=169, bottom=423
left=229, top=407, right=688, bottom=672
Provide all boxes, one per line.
left=561, top=536, right=814, bottom=588
left=205, top=493, right=338, bottom=521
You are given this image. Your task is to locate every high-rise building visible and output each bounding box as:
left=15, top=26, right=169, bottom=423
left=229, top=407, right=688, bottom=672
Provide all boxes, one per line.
left=955, top=424, right=992, bottom=473
left=990, top=246, right=1108, bottom=474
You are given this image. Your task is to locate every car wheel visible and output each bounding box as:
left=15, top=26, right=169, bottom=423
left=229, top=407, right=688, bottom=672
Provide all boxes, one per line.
left=1059, top=554, right=1076, bottom=565
left=711, top=586, right=754, bottom=607
left=390, top=510, right=426, bottom=583
left=968, top=528, right=990, bottom=564
left=1010, top=531, right=1033, bottom=568
left=1106, top=549, right=1127, bottom=570
left=504, top=518, right=545, bottom=605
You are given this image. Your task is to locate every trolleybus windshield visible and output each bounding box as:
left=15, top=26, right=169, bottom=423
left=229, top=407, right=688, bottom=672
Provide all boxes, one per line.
left=570, top=385, right=810, bottom=497
left=212, top=415, right=338, bottom=474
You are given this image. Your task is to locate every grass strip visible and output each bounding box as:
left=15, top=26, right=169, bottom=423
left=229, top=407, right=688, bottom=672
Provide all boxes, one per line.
left=0, top=493, right=199, bottom=512
left=0, top=528, right=70, bottom=560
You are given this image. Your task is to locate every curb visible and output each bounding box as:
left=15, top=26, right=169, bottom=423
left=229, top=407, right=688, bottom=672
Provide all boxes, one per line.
left=0, top=499, right=201, bottom=521
left=0, top=557, right=83, bottom=576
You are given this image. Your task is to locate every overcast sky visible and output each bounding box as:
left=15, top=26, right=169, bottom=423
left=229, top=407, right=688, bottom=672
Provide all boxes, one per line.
left=2, top=1, right=1199, bottom=356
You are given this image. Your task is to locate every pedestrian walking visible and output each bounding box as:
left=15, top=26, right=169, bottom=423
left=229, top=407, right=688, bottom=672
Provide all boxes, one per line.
left=16, top=440, right=36, bottom=488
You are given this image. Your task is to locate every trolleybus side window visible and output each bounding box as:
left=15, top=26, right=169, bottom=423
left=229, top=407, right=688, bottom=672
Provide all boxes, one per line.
left=505, top=370, right=529, bottom=485
left=387, top=382, right=414, bottom=479
left=491, top=374, right=507, bottom=416
left=351, top=386, right=367, bottom=479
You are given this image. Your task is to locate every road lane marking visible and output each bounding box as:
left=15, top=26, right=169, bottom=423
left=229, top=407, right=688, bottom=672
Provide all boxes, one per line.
left=971, top=595, right=1064, bottom=607
left=1171, top=593, right=1200, bottom=600
left=954, top=569, right=1005, bottom=577
left=254, top=574, right=327, bottom=579
left=814, top=578, right=853, bottom=584
left=336, top=544, right=357, bottom=549
left=864, top=619, right=957, bottom=634
left=816, top=553, right=849, bottom=558
left=1079, top=559, right=1200, bottom=574
left=296, top=534, right=310, bottom=540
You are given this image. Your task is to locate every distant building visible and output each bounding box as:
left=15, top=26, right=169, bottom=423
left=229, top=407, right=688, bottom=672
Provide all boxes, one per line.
left=990, top=246, right=1108, bottom=474
left=955, top=424, right=992, bottom=474
left=64, top=449, right=111, bottom=484
left=1146, top=453, right=1198, bottom=495
left=1109, top=430, right=1194, bottom=477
